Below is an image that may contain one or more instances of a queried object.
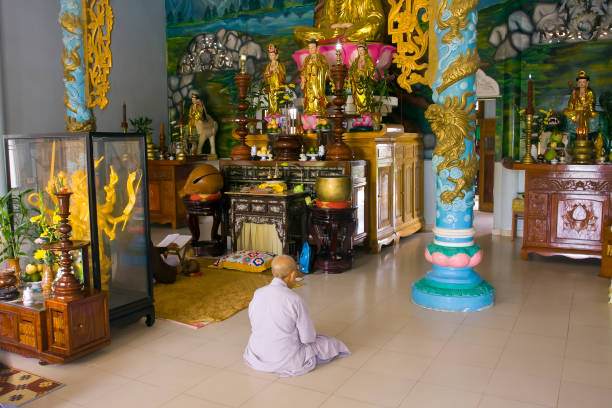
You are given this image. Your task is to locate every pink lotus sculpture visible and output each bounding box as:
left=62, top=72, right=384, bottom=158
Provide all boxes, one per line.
left=292, top=43, right=396, bottom=71
left=424, top=247, right=483, bottom=269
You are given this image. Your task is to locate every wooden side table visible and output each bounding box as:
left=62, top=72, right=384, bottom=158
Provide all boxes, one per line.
left=183, top=197, right=225, bottom=257
left=309, top=206, right=357, bottom=273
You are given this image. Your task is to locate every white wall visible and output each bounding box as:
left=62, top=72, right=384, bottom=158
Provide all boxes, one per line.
left=492, top=163, right=524, bottom=236
left=0, top=0, right=167, bottom=141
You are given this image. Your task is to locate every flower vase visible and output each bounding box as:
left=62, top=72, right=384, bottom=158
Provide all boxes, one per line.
left=8, top=258, right=21, bottom=287
left=42, top=264, right=54, bottom=295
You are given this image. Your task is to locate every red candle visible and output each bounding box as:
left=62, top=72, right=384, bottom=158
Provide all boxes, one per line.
left=526, top=74, right=534, bottom=115
left=122, top=101, right=126, bottom=123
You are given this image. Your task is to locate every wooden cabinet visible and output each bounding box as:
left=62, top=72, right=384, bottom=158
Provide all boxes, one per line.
left=344, top=125, right=424, bottom=252
left=0, top=290, right=110, bottom=364
left=148, top=159, right=209, bottom=229
left=504, top=161, right=612, bottom=260
left=394, top=133, right=425, bottom=237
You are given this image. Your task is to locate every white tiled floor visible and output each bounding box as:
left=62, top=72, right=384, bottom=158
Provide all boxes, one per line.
left=3, top=213, right=612, bottom=407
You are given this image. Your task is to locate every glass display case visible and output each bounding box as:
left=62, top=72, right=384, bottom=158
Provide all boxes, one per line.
left=2, top=132, right=154, bottom=326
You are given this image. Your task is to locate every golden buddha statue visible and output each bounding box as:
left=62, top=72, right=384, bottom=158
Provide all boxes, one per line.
left=564, top=70, right=597, bottom=138
left=300, top=40, right=331, bottom=116
left=294, top=0, right=386, bottom=49
left=263, top=44, right=286, bottom=116
left=349, top=42, right=376, bottom=115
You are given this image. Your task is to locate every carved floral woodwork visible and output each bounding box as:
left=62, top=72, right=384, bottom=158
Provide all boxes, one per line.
left=557, top=199, right=602, bottom=241
left=530, top=178, right=612, bottom=193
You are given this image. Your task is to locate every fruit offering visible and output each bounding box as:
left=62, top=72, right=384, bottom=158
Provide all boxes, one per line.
left=315, top=118, right=331, bottom=130
left=24, top=262, right=42, bottom=282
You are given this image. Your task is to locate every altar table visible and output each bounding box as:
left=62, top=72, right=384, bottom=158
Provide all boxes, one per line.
left=503, top=160, right=612, bottom=262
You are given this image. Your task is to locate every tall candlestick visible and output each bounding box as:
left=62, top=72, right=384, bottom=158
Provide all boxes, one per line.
left=526, top=74, right=534, bottom=115
left=121, top=101, right=128, bottom=133
left=179, top=101, right=184, bottom=125
left=159, top=122, right=166, bottom=156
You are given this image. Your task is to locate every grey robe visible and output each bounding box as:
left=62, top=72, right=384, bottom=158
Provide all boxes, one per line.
left=244, top=278, right=350, bottom=376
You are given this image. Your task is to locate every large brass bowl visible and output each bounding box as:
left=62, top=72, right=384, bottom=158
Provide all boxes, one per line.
left=315, top=176, right=352, bottom=202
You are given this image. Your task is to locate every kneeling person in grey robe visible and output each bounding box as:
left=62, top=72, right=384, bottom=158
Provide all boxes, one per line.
left=244, top=255, right=350, bottom=376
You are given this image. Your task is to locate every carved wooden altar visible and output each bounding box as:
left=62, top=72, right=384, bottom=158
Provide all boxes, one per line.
left=219, top=160, right=368, bottom=246
left=225, top=191, right=308, bottom=255
left=504, top=161, right=612, bottom=260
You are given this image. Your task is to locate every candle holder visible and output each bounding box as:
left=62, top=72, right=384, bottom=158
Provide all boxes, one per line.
left=520, top=113, right=536, bottom=164
left=325, top=46, right=355, bottom=161
left=41, top=192, right=91, bottom=301
left=225, top=70, right=257, bottom=160
left=159, top=123, right=167, bottom=158
left=121, top=102, right=128, bottom=134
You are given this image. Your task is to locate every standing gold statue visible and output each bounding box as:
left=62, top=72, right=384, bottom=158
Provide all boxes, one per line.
left=264, top=44, right=286, bottom=116
left=349, top=42, right=376, bottom=115
left=294, top=0, right=385, bottom=48
left=300, top=40, right=331, bottom=116
left=564, top=70, right=597, bottom=138
left=188, top=92, right=217, bottom=155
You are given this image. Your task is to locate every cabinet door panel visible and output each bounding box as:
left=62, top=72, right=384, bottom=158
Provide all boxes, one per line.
left=148, top=181, right=161, bottom=212
left=395, top=164, right=404, bottom=223
left=71, top=300, right=108, bottom=350
left=378, top=166, right=393, bottom=229
left=0, top=310, right=18, bottom=341
left=552, top=194, right=608, bottom=245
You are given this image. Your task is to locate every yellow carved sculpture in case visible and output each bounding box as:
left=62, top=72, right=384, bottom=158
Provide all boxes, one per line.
left=27, top=142, right=141, bottom=289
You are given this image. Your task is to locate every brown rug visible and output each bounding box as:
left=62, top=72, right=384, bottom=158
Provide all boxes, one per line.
left=0, top=366, right=64, bottom=407
left=154, top=258, right=274, bottom=326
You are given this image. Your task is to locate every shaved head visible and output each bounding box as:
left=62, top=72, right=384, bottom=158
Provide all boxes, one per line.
left=271, top=255, right=297, bottom=280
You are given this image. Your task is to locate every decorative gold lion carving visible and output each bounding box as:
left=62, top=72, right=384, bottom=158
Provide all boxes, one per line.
left=436, top=0, right=479, bottom=44
left=425, top=91, right=477, bottom=203
left=437, top=48, right=480, bottom=94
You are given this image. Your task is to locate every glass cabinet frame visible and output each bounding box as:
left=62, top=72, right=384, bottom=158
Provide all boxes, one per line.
left=2, top=132, right=155, bottom=326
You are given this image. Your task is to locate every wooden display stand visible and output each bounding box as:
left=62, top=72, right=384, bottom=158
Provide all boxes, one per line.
left=309, top=206, right=357, bottom=273
left=183, top=197, right=224, bottom=257
left=0, top=192, right=110, bottom=364
left=503, top=160, right=612, bottom=260
left=148, top=159, right=209, bottom=229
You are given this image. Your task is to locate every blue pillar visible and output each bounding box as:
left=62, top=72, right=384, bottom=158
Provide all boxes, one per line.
left=59, top=0, right=95, bottom=132
left=412, top=0, right=494, bottom=311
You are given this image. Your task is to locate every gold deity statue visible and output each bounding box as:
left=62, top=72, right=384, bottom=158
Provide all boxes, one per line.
left=300, top=40, right=331, bottom=116
left=349, top=42, right=376, bottom=115
left=564, top=70, right=597, bottom=138
left=294, top=0, right=386, bottom=48
left=264, top=44, right=286, bottom=116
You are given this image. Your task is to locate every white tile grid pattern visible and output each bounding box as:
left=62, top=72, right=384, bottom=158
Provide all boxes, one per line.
left=3, top=214, right=612, bottom=408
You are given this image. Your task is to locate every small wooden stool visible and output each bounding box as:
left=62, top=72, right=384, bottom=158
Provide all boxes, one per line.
left=511, top=196, right=524, bottom=241
left=309, top=206, right=356, bottom=274
left=183, top=197, right=225, bottom=257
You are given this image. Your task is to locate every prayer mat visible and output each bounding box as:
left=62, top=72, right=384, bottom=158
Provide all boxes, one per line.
left=0, top=366, right=64, bottom=407
left=154, top=258, right=302, bottom=325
